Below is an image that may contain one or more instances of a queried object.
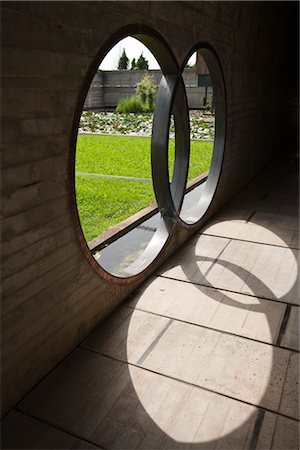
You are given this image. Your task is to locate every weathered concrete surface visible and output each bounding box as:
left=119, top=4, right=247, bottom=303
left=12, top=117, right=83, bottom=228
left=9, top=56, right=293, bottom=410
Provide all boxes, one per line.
left=1, top=1, right=298, bottom=415
left=3, top=157, right=298, bottom=449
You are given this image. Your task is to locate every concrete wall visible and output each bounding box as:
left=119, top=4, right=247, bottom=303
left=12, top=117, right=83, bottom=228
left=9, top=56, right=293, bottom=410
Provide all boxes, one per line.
left=83, top=71, right=104, bottom=110
left=1, top=1, right=298, bottom=414
left=83, top=69, right=213, bottom=110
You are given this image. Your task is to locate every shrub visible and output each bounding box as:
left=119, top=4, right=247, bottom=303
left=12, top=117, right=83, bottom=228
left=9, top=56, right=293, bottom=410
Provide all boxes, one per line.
left=116, top=96, right=146, bottom=114
left=116, top=74, right=156, bottom=113
left=136, top=74, right=156, bottom=112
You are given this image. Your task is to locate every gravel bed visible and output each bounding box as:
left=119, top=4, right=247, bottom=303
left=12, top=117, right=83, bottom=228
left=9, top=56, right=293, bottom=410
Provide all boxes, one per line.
left=79, top=111, right=215, bottom=140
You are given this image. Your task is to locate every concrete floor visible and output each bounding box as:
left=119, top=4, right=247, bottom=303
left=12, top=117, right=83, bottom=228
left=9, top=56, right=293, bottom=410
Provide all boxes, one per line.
left=2, top=156, right=299, bottom=449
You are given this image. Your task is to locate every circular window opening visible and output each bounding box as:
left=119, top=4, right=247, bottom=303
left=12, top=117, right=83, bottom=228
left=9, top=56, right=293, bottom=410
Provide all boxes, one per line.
left=74, top=32, right=179, bottom=279
left=179, top=45, right=226, bottom=225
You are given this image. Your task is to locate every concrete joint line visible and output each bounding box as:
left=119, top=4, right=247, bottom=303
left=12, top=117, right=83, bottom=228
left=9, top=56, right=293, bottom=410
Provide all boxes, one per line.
left=136, top=319, right=174, bottom=365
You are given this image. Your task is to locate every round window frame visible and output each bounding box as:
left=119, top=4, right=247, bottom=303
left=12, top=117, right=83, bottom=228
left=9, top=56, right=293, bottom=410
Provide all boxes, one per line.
left=151, top=43, right=226, bottom=229
left=69, top=25, right=186, bottom=284
left=178, top=43, right=227, bottom=228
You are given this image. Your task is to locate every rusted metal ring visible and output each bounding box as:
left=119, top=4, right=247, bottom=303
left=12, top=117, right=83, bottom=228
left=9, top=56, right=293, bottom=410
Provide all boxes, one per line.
left=151, top=74, right=190, bottom=220
left=178, top=44, right=226, bottom=226
left=152, top=43, right=226, bottom=228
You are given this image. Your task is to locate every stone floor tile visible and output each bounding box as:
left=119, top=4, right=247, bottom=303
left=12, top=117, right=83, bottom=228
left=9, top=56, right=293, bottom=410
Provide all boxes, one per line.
left=158, top=235, right=230, bottom=282
left=157, top=235, right=200, bottom=280
left=7, top=156, right=298, bottom=450
left=291, top=232, right=299, bottom=249
left=239, top=222, right=294, bottom=247
left=128, top=277, right=285, bottom=345
left=128, top=277, right=223, bottom=328
left=142, top=322, right=222, bottom=384
left=82, top=308, right=171, bottom=364
left=1, top=410, right=99, bottom=449
left=202, top=212, right=296, bottom=248
left=201, top=220, right=246, bottom=240
left=141, top=321, right=290, bottom=411
left=255, top=411, right=276, bottom=450
left=230, top=242, right=286, bottom=299
left=271, top=415, right=300, bottom=450
left=279, top=352, right=299, bottom=420
left=190, top=239, right=256, bottom=292
left=82, top=306, right=132, bottom=346
left=255, top=248, right=299, bottom=305
left=207, top=291, right=285, bottom=344
left=196, top=334, right=290, bottom=412
left=176, top=235, right=299, bottom=304
left=18, top=350, right=132, bottom=442
left=110, top=425, right=144, bottom=450
left=251, top=212, right=299, bottom=232
left=90, top=417, right=124, bottom=450
left=17, top=348, right=267, bottom=450
left=280, top=306, right=300, bottom=351
left=256, top=411, right=300, bottom=450
left=162, top=386, right=214, bottom=445
left=212, top=399, right=260, bottom=450
left=203, top=207, right=252, bottom=224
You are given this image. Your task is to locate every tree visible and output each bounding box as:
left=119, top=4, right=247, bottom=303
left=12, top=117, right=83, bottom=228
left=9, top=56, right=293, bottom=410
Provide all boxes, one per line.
left=136, top=53, right=149, bottom=70
left=118, top=49, right=129, bottom=70
left=130, top=58, right=136, bottom=70
left=185, top=63, right=196, bottom=69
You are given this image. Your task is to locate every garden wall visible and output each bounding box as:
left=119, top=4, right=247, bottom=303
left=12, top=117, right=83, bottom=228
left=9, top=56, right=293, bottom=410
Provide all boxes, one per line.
left=1, top=1, right=298, bottom=414
left=83, top=69, right=213, bottom=110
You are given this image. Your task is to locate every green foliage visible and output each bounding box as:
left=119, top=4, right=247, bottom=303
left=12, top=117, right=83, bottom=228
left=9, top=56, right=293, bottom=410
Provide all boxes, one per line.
left=116, top=96, right=147, bottom=113
left=116, top=74, right=156, bottom=113
left=202, top=98, right=214, bottom=113
left=136, top=53, right=149, bottom=70
left=118, top=49, right=129, bottom=70
left=136, top=74, right=156, bottom=111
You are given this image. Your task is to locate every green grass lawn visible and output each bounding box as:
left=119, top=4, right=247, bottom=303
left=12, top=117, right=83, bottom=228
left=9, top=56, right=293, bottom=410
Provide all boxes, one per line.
left=76, top=134, right=213, bottom=241
left=76, top=177, right=155, bottom=241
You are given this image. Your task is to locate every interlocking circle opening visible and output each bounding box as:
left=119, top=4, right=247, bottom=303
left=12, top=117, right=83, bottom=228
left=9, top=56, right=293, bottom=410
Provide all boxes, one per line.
left=72, top=30, right=226, bottom=281
left=152, top=44, right=226, bottom=227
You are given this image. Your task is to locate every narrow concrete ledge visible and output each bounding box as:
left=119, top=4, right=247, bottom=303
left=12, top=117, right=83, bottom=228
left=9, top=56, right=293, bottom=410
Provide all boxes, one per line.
left=87, top=172, right=208, bottom=252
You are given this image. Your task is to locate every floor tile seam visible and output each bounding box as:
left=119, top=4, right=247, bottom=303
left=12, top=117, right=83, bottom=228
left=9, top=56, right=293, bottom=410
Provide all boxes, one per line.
left=189, top=393, right=213, bottom=442
left=136, top=318, right=174, bottom=365
left=276, top=304, right=292, bottom=347
left=156, top=274, right=300, bottom=308
left=11, top=306, right=134, bottom=417
left=12, top=407, right=105, bottom=449
left=269, top=414, right=279, bottom=450
left=11, top=345, right=84, bottom=417
left=230, top=236, right=263, bottom=296
left=276, top=351, right=294, bottom=417
left=200, top=239, right=232, bottom=280
left=246, top=211, right=256, bottom=222
left=123, top=303, right=299, bottom=354
left=249, top=409, right=266, bottom=450
left=97, top=306, right=134, bottom=344
left=198, top=232, right=299, bottom=251
left=79, top=348, right=300, bottom=424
